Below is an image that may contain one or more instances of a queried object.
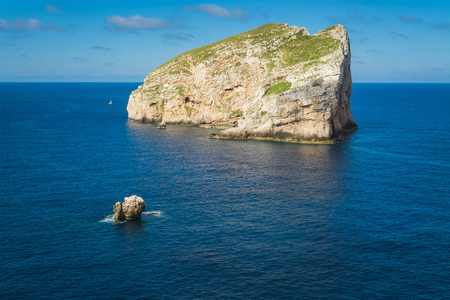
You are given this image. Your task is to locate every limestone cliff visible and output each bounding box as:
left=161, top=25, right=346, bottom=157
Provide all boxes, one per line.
left=127, top=23, right=357, bottom=143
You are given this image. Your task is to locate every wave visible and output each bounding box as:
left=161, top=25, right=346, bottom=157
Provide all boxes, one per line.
left=100, top=211, right=163, bottom=223
left=143, top=211, right=163, bottom=217
left=99, top=214, right=116, bottom=223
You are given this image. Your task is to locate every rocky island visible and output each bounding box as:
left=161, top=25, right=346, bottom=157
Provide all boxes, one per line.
left=127, top=23, right=357, bottom=143
left=113, top=195, right=146, bottom=221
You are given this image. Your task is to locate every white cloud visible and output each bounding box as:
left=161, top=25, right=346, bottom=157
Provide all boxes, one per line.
left=91, top=46, right=112, bottom=50
left=400, top=15, right=420, bottom=23
left=0, top=18, right=64, bottom=32
left=437, top=23, right=450, bottom=29
left=104, top=15, right=179, bottom=32
left=45, top=4, right=64, bottom=14
left=348, top=12, right=364, bottom=20
left=389, top=31, right=409, bottom=39
left=161, top=32, right=195, bottom=41
left=184, top=4, right=248, bottom=19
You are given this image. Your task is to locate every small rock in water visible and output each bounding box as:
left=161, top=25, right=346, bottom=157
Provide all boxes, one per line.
left=157, top=121, right=166, bottom=129
left=113, top=195, right=146, bottom=221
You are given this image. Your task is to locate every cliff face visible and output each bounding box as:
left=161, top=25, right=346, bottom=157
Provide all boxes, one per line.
left=127, top=23, right=357, bottom=143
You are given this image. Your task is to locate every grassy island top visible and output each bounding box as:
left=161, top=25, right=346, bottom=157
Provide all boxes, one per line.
left=145, top=23, right=342, bottom=83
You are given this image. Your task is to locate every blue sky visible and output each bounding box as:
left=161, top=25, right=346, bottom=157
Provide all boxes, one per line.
left=0, top=0, right=449, bottom=82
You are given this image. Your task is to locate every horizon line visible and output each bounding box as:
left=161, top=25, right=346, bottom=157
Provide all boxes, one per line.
left=1, top=81, right=449, bottom=84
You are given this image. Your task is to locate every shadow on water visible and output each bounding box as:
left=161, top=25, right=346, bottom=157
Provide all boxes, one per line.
left=114, top=219, right=146, bottom=231
left=125, top=120, right=350, bottom=207
left=113, top=219, right=148, bottom=244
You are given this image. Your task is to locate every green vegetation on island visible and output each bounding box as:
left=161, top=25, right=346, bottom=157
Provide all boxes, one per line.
left=146, top=23, right=340, bottom=86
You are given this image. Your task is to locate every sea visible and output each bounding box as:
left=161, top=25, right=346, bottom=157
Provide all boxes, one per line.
left=0, top=82, right=449, bottom=299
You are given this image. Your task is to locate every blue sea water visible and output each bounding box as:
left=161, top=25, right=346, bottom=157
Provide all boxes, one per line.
left=0, top=82, right=449, bottom=299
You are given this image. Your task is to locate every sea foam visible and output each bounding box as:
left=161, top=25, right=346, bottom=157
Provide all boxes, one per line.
left=100, top=211, right=163, bottom=223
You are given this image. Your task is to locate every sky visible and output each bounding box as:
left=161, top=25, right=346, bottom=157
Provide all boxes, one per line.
left=0, top=0, right=449, bottom=82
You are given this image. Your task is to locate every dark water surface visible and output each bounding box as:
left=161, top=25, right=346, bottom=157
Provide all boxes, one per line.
left=0, top=83, right=449, bottom=299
